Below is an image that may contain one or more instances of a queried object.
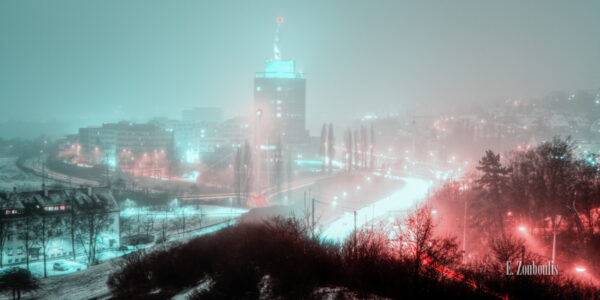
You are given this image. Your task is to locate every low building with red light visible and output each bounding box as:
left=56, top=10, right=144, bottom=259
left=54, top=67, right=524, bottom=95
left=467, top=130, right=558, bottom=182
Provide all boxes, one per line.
left=0, top=185, right=120, bottom=267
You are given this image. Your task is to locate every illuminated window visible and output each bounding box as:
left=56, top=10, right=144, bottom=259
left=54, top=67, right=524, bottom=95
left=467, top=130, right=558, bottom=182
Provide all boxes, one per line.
left=256, top=86, right=261, bottom=92
left=276, top=113, right=282, bottom=118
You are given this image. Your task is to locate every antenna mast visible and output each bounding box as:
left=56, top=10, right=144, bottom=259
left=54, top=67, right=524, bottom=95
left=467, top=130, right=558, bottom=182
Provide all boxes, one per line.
left=273, top=17, right=283, bottom=60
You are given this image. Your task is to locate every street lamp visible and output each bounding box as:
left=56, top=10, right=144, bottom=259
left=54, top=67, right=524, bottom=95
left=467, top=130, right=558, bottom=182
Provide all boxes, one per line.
left=460, top=181, right=470, bottom=264
left=551, top=215, right=562, bottom=264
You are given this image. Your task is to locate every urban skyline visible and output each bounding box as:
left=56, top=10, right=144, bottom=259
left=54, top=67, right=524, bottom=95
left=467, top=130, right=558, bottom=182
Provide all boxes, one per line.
left=2, top=1, right=600, bottom=138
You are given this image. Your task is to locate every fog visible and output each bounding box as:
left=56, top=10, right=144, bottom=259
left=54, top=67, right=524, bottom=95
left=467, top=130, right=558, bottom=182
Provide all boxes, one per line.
left=1, top=0, right=600, bottom=138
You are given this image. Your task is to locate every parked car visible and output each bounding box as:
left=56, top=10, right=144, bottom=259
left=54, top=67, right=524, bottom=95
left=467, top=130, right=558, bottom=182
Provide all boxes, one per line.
left=53, top=261, right=70, bottom=272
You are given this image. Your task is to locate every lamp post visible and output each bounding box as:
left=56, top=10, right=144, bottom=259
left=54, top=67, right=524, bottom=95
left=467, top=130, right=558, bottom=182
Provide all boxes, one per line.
left=460, top=180, right=471, bottom=264
left=551, top=215, right=561, bottom=264
left=255, top=109, right=263, bottom=194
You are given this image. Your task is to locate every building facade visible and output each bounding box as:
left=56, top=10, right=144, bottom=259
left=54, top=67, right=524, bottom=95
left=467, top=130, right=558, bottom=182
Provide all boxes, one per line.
left=0, top=186, right=120, bottom=267
left=75, top=122, right=174, bottom=178
left=254, top=20, right=307, bottom=146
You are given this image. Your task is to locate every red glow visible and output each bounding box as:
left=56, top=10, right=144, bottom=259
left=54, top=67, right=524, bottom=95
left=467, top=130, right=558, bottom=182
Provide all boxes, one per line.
left=277, top=17, right=283, bottom=23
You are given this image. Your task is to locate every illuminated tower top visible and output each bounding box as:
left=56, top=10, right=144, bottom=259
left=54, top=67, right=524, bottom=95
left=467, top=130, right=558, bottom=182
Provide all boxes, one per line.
left=257, top=17, right=304, bottom=79
left=254, top=17, right=307, bottom=145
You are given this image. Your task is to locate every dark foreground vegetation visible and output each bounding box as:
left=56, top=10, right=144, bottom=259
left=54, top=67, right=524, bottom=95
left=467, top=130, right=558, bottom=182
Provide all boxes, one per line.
left=107, top=209, right=598, bottom=299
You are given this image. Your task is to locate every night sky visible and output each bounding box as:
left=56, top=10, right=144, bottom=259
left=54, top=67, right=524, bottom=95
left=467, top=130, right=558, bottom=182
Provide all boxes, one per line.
left=1, top=0, right=599, bottom=136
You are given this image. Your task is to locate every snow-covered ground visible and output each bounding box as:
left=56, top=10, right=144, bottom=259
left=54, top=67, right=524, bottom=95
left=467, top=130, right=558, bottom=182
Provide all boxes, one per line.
left=0, top=156, right=58, bottom=191
left=0, top=217, right=238, bottom=300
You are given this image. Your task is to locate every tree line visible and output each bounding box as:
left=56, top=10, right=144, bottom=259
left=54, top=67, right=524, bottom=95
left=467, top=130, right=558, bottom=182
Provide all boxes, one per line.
left=432, top=136, right=600, bottom=271
left=319, top=123, right=377, bottom=173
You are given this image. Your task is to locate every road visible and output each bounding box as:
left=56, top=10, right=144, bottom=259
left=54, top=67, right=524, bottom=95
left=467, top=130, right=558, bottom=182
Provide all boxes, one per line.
left=180, top=173, right=336, bottom=206
left=20, top=157, right=101, bottom=187
left=322, top=176, right=431, bottom=241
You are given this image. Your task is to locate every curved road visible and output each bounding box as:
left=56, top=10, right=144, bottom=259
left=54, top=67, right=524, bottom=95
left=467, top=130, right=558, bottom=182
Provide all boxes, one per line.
left=322, top=176, right=432, bottom=241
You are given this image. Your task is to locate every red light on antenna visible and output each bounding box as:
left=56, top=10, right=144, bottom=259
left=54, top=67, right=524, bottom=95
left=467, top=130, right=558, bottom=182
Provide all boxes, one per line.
left=277, top=17, right=283, bottom=24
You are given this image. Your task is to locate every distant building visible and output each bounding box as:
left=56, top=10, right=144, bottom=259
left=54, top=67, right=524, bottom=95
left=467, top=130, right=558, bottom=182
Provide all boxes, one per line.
left=114, top=122, right=173, bottom=178
left=254, top=19, right=307, bottom=146
left=0, top=186, right=119, bottom=266
left=77, top=126, right=117, bottom=166
left=76, top=122, right=174, bottom=177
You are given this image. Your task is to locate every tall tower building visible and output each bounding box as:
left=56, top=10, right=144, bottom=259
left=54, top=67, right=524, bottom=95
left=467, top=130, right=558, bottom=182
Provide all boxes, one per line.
left=254, top=18, right=307, bottom=146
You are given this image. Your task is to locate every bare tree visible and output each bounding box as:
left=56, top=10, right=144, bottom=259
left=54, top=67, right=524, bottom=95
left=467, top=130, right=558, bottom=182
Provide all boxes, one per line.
left=173, top=209, right=186, bottom=235
left=0, top=216, right=9, bottom=268
left=74, top=211, right=114, bottom=265
left=32, top=214, right=63, bottom=278
left=17, top=214, right=36, bottom=270
left=393, top=204, right=460, bottom=286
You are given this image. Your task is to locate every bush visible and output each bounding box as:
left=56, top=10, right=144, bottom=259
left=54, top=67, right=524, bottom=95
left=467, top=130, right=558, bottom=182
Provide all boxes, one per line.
left=107, top=216, right=598, bottom=299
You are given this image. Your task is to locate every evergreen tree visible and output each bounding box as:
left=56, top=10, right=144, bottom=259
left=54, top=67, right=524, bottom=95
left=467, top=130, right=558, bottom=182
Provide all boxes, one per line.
left=370, top=123, right=376, bottom=169
left=345, top=129, right=353, bottom=173
left=353, top=130, right=359, bottom=169
left=234, top=148, right=242, bottom=206
left=475, top=150, right=511, bottom=234
left=242, top=140, right=253, bottom=207
left=327, top=123, right=335, bottom=173
left=320, top=124, right=327, bottom=173
left=360, top=125, right=367, bottom=168
left=0, top=268, right=40, bottom=300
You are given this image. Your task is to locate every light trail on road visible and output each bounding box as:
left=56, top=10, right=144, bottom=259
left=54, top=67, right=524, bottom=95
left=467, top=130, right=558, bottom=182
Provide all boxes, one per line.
left=322, top=177, right=431, bottom=241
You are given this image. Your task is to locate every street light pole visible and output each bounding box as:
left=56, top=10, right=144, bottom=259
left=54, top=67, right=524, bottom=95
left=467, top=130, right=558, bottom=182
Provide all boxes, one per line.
left=551, top=230, right=557, bottom=263
left=354, top=210, right=357, bottom=255
left=551, top=215, right=560, bottom=263
left=461, top=182, right=468, bottom=264
left=311, top=197, right=315, bottom=232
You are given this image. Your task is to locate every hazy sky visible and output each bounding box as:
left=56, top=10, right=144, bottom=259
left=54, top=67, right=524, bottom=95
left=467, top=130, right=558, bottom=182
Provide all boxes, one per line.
left=1, top=1, right=599, bottom=135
